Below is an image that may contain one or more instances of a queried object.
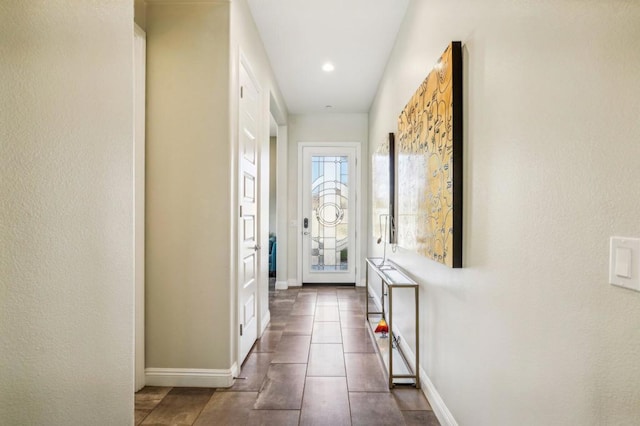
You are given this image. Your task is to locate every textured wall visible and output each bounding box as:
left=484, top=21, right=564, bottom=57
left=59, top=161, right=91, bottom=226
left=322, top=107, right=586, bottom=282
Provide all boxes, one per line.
left=0, top=1, right=134, bottom=424
left=369, top=0, right=640, bottom=424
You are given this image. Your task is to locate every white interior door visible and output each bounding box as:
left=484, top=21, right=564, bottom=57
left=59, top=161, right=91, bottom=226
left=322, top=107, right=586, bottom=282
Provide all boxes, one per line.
left=301, top=145, right=357, bottom=284
left=238, top=62, right=260, bottom=363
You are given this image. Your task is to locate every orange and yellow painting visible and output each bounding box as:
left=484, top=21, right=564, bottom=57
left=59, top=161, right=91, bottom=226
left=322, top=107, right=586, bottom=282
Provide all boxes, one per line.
left=396, top=42, right=463, bottom=268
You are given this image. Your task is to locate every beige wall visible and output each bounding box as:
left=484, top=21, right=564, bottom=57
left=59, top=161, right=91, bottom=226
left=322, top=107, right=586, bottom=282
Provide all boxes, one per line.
left=134, top=0, right=146, bottom=30
left=145, top=2, right=232, bottom=370
left=0, top=1, right=134, bottom=423
left=287, top=113, right=369, bottom=285
left=369, top=0, right=640, bottom=424
left=146, top=0, right=287, bottom=373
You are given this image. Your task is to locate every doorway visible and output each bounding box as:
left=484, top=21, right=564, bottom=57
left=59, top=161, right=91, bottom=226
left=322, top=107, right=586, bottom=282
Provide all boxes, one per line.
left=268, top=116, right=277, bottom=288
left=269, top=94, right=288, bottom=294
left=298, top=143, right=360, bottom=285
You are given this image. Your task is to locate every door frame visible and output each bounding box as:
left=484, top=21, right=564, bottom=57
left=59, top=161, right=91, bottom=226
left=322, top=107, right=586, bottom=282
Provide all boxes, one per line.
left=297, top=142, right=362, bottom=286
left=270, top=94, right=288, bottom=292
left=134, top=23, right=145, bottom=392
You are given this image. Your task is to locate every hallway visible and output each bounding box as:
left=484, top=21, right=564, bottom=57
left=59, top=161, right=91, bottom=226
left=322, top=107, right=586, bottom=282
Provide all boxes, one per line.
left=135, top=286, right=438, bottom=425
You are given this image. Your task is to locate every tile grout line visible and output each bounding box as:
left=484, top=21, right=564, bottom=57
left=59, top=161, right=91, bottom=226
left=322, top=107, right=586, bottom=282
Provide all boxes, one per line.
left=341, top=296, right=354, bottom=426
left=298, top=288, right=318, bottom=425
left=189, top=389, right=216, bottom=426
left=136, top=387, right=173, bottom=426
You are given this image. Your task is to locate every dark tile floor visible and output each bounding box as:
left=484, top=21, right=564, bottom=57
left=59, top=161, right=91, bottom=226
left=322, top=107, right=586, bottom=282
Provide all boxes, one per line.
left=135, top=285, right=440, bottom=425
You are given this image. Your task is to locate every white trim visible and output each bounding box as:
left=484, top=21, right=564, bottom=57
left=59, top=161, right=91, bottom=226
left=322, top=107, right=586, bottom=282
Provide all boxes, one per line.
left=366, top=287, right=457, bottom=426
left=418, top=362, right=458, bottom=426
left=288, top=278, right=301, bottom=287
left=271, top=96, right=288, bottom=299
left=134, top=23, right=145, bottom=37
left=145, top=0, right=229, bottom=5
left=145, top=364, right=239, bottom=388
left=297, top=142, right=362, bottom=285
left=368, top=284, right=383, bottom=310
left=133, top=22, right=146, bottom=393
left=260, top=310, right=271, bottom=336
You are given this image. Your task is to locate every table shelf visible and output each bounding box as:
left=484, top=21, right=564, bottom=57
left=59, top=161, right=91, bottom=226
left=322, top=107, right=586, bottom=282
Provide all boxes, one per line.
left=365, top=257, right=420, bottom=389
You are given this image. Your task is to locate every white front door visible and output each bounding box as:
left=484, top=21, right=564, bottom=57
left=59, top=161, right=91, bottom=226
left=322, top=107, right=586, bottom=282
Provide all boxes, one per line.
left=301, top=145, right=357, bottom=284
left=238, top=62, right=260, bottom=363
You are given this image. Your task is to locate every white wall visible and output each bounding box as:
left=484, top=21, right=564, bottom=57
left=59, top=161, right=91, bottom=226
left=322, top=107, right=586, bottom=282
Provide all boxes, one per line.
left=0, top=1, right=134, bottom=424
left=369, top=1, right=640, bottom=424
left=287, top=114, right=369, bottom=285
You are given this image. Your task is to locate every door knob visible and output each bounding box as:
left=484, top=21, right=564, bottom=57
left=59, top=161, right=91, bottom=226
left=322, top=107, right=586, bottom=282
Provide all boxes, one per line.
left=253, top=244, right=261, bottom=251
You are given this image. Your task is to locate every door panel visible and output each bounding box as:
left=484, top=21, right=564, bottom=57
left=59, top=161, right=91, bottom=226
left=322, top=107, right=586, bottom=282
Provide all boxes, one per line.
left=302, top=146, right=357, bottom=284
left=238, top=63, right=259, bottom=363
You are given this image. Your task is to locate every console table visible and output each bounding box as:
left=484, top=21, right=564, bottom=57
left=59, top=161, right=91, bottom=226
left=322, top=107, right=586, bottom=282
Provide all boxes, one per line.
left=365, top=257, right=420, bottom=389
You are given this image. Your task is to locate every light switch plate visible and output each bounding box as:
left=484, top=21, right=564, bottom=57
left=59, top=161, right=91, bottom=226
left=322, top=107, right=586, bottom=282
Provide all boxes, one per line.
left=609, top=237, right=640, bottom=292
left=615, top=247, right=632, bottom=278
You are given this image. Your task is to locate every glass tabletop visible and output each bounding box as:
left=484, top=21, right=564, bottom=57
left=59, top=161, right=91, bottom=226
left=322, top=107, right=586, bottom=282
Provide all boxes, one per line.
left=366, top=257, right=417, bottom=287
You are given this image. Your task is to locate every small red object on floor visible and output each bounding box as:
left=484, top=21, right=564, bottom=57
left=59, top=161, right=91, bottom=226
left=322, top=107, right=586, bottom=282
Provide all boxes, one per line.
left=374, top=318, right=388, bottom=335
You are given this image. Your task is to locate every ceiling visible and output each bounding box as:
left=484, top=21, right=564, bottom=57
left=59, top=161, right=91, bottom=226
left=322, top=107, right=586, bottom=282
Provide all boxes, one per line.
left=247, top=0, right=410, bottom=115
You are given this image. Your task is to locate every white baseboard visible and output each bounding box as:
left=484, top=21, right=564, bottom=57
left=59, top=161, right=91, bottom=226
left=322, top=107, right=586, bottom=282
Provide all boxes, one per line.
left=367, top=285, right=383, bottom=310
left=145, top=364, right=238, bottom=388
left=287, top=278, right=301, bottom=287
left=395, top=331, right=458, bottom=426
left=366, top=287, right=457, bottom=426
left=275, top=280, right=288, bottom=290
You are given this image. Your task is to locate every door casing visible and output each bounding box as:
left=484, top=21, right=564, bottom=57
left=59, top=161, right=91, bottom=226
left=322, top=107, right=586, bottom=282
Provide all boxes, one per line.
left=134, top=23, right=145, bottom=392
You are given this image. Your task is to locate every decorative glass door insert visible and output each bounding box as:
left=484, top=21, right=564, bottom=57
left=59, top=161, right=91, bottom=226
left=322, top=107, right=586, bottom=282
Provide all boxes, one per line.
left=311, top=156, right=349, bottom=271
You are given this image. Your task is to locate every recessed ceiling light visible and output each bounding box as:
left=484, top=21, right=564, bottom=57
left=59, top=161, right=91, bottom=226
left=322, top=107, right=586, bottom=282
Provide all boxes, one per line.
left=322, top=62, right=335, bottom=72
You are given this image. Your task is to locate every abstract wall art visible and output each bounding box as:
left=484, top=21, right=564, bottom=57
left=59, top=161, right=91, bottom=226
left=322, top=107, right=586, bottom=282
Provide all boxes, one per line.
left=396, top=41, right=463, bottom=268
